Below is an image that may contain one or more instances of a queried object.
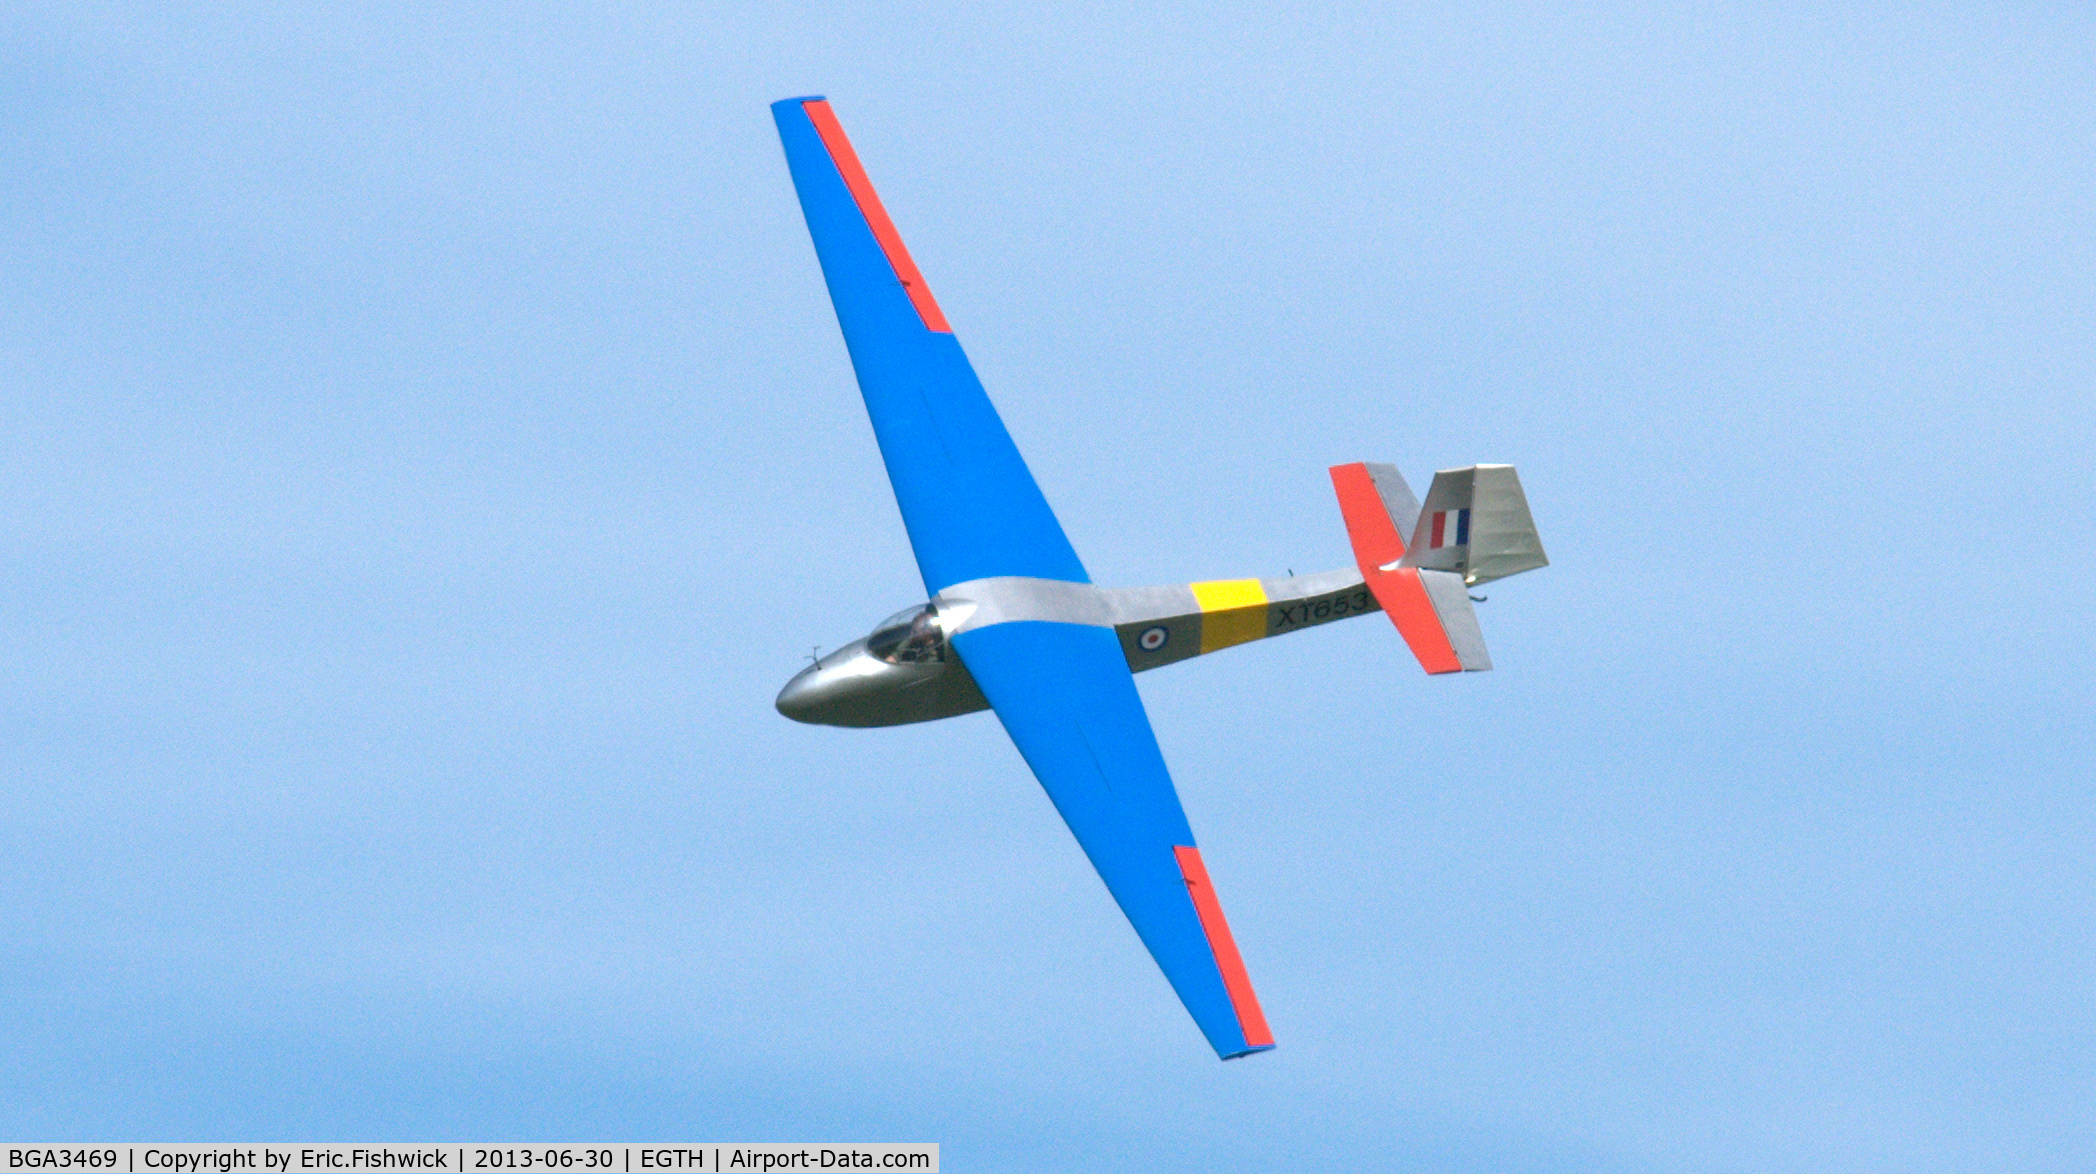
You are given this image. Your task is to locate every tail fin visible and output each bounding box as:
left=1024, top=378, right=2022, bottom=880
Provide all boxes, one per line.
left=1330, top=462, right=1507, bottom=675
left=1400, top=465, right=1549, bottom=586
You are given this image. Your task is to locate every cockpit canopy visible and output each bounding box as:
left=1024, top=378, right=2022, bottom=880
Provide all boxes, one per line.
left=866, top=604, right=948, bottom=664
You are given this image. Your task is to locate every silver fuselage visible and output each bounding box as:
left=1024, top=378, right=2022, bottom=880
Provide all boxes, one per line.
left=776, top=569, right=1380, bottom=727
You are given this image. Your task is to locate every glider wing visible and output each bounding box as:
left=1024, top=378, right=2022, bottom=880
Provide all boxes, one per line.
left=776, top=98, right=1272, bottom=1058
left=950, top=618, right=1276, bottom=1060
left=771, top=96, right=1087, bottom=594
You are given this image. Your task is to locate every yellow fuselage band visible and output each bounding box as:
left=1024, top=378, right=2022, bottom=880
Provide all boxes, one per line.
left=1191, top=579, right=1270, bottom=654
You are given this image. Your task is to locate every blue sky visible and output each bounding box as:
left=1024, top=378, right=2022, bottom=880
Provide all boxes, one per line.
left=4, top=3, right=2092, bottom=1170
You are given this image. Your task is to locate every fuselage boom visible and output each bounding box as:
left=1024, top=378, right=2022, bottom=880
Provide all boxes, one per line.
left=775, top=567, right=1379, bottom=728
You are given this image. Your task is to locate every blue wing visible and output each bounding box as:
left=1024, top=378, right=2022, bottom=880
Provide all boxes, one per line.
left=772, top=96, right=1087, bottom=595
left=775, top=97, right=1273, bottom=1059
left=952, top=621, right=1275, bottom=1059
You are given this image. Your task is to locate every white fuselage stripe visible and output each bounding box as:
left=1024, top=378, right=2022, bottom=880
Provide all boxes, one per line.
left=933, top=577, right=1115, bottom=636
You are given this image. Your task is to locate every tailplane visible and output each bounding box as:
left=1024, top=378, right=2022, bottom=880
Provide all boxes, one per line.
left=1329, top=462, right=1546, bottom=675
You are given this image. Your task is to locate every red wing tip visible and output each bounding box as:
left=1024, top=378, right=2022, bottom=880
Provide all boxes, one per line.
left=1221, top=1044, right=1278, bottom=1061
left=1173, top=845, right=1275, bottom=1049
left=797, top=96, right=953, bottom=334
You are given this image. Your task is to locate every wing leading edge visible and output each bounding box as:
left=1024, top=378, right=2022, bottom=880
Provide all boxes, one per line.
left=952, top=620, right=1274, bottom=1059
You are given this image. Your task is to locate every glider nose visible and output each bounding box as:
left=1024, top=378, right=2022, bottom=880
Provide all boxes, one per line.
left=774, top=662, right=827, bottom=724
left=775, top=643, right=882, bottom=725
left=775, top=636, right=989, bottom=727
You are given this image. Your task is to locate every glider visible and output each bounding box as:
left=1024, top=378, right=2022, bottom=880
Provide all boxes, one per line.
left=769, top=97, right=1547, bottom=1060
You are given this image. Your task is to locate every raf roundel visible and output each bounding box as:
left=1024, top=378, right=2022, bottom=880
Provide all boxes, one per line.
left=1138, top=625, right=1170, bottom=652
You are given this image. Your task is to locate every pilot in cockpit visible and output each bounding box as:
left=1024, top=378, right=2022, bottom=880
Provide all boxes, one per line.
left=866, top=605, right=947, bottom=664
